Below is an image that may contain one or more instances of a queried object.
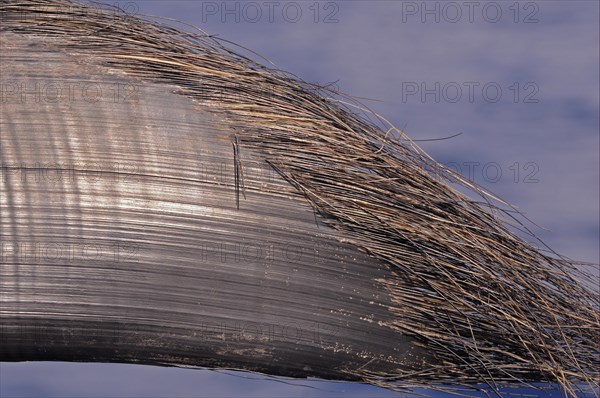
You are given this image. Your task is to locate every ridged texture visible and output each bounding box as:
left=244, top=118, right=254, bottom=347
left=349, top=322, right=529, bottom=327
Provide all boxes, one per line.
left=1, top=1, right=598, bottom=396
left=0, top=32, right=426, bottom=381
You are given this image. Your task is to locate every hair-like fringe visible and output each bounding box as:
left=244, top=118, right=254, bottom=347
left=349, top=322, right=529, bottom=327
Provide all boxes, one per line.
left=1, top=1, right=598, bottom=396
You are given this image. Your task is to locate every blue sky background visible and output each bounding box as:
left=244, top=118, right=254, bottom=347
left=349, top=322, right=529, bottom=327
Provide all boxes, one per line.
left=1, top=1, right=598, bottom=397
